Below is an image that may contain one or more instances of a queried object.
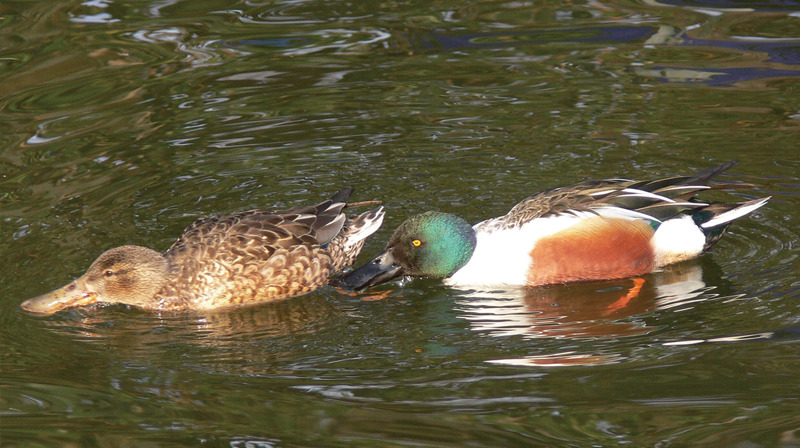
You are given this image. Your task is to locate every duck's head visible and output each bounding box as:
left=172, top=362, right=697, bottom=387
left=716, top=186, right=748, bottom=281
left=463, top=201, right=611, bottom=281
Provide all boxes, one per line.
left=337, top=211, right=476, bottom=290
left=21, top=245, right=171, bottom=315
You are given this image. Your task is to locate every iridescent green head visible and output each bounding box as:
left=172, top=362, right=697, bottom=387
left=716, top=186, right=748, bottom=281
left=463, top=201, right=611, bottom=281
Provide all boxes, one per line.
left=387, top=211, right=476, bottom=277
left=337, top=211, right=476, bottom=290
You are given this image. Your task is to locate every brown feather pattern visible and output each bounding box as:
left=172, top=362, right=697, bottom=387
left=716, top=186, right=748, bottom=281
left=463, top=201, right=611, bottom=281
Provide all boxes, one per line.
left=20, top=188, right=384, bottom=314
left=156, top=192, right=382, bottom=310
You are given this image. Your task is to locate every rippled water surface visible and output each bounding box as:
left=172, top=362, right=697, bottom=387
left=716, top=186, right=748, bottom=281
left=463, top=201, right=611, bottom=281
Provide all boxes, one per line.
left=2, top=0, right=800, bottom=446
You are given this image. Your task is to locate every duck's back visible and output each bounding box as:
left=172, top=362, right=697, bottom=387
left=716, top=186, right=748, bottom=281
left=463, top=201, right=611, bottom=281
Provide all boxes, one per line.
left=156, top=193, right=354, bottom=310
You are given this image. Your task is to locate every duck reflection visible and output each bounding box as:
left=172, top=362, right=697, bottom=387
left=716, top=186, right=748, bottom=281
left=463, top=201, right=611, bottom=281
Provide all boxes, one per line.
left=37, top=292, right=341, bottom=349
left=454, top=260, right=711, bottom=340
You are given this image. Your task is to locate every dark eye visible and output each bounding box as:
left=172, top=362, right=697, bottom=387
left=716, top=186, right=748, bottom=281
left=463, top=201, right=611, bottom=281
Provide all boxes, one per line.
left=104, top=270, right=114, bottom=277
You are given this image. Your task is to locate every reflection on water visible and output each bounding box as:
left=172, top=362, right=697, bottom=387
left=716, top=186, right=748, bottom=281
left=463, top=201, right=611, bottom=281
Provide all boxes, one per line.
left=664, top=330, right=774, bottom=345
left=381, top=26, right=658, bottom=53
left=635, top=32, right=800, bottom=85
left=405, top=22, right=800, bottom=86
left=455, top=261, right=709, bottom=340
left=455, top=262, right=726, bottom=366
left=33, top=293, right=341, bottom=348
left=487, top=352, right=627, bottom=367
left=654, top=0, right=800, bottom=10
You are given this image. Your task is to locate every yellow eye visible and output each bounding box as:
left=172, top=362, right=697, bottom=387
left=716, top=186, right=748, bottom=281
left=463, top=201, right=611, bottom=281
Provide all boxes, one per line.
left=412, top=239, right=422, bottom=247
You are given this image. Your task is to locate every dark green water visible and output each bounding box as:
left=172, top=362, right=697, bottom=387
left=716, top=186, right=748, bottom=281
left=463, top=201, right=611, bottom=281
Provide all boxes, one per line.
left=2, top=0, right=800, bottom=446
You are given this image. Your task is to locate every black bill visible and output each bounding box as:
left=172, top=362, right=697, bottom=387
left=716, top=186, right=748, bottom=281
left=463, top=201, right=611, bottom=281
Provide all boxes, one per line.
left=335, top=248, right=403, bottom=290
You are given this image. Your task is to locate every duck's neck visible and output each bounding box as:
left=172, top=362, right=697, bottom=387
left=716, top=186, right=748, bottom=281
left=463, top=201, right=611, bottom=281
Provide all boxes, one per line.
left=144, top=252, right=181, bottom=310
left=439, top=222, right=477, bottom=278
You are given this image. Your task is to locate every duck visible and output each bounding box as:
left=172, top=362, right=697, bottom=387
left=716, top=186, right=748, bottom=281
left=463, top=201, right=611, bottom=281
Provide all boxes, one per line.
left=21, top=188, right=384, bottom=314
left=337, top=161, right=769, bottom=291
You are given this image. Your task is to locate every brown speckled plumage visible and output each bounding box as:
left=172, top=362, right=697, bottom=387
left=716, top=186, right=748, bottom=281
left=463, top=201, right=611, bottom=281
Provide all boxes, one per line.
left=21, top=188, right=384, bottom=314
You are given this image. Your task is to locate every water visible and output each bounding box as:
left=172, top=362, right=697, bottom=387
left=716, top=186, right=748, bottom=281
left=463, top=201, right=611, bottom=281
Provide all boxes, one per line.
left=2, top=0, right=800, bottom=446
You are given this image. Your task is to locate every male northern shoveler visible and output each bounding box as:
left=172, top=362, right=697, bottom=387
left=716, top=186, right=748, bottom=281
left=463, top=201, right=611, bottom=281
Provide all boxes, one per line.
left=21, top=188, right=384, bottom=314
left=338, top=161, right=768, bottom=291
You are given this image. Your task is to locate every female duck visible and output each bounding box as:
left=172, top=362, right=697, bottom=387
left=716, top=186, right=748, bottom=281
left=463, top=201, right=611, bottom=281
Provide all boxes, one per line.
left=22, top=188, right=383, bottom=314
left=339, top=161, right=768, bottom=290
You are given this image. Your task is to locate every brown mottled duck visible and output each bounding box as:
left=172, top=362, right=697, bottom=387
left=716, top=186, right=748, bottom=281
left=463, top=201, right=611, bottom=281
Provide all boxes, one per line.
left=21, top=188, right=384, bottom=314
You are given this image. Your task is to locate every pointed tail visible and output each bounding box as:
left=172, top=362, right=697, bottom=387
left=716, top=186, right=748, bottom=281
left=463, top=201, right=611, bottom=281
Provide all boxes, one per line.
left=693, top=197, right=770, bottom=250
left=329, top=206, right=385, bottom=272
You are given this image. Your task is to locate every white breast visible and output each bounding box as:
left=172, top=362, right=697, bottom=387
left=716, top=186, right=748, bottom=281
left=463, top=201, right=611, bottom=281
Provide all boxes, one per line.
left=445, top=214, right=586, bottom=287
left=650, top=215, right=706, bottom=267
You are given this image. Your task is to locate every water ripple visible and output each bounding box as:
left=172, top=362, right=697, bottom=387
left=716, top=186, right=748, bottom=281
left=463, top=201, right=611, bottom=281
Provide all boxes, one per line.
left=3, top=0, right=800, bottom=446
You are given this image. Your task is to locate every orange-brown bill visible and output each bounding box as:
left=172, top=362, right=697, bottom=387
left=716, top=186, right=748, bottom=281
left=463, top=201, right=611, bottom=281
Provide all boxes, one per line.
left=21, top=277, right=98, bottom=315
